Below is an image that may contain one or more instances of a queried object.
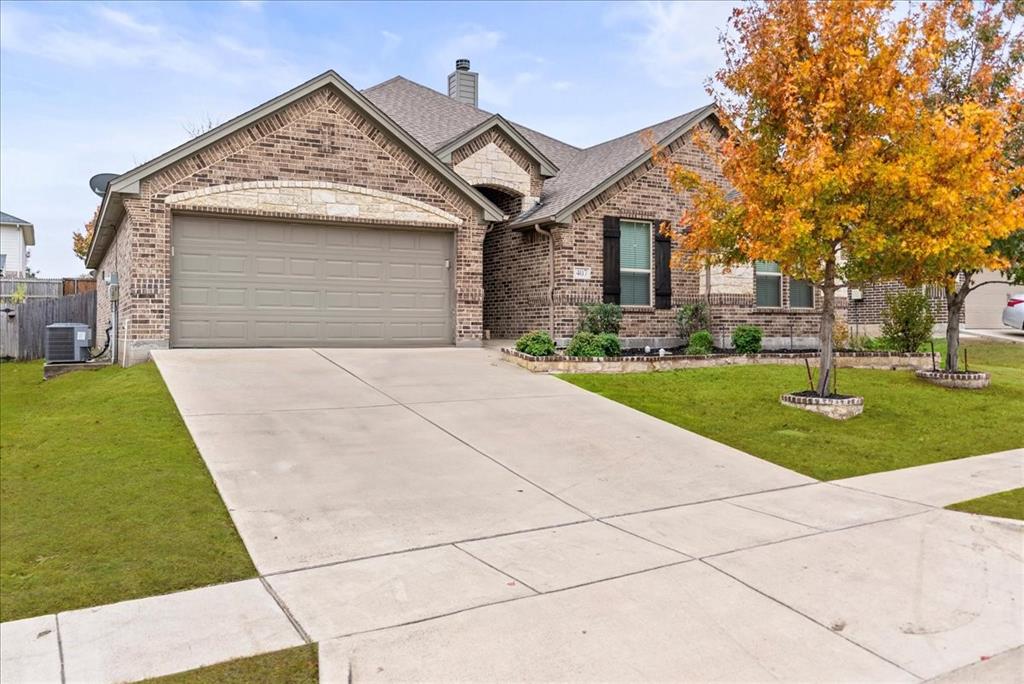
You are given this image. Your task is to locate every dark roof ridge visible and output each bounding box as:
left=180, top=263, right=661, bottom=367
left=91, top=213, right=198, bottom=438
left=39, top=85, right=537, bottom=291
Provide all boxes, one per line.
left=582, top=105, right=714, bottom=151
left=363, top=75, right=584, bottom=153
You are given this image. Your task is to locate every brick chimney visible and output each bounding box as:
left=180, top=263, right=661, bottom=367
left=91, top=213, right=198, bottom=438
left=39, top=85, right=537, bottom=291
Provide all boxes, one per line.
left=448, top=59, right=478, bottom=107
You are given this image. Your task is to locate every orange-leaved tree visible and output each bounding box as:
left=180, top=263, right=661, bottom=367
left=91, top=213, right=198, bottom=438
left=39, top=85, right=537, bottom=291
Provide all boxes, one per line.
left=654, top=0, right=997, bottom=396
left=891, top=0, right=1023, bottom=370
left=73, top=205, right=100, bottom=263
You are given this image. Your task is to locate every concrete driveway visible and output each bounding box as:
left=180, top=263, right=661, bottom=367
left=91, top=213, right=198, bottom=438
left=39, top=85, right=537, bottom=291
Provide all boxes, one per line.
left=137, top=347, right=1023, bottom=683
left=153, top=347, right=810, bottom=573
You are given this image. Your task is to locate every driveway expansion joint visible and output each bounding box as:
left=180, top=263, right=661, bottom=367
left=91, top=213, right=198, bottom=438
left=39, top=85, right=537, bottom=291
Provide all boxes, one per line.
left=700, top=558, right=926, bottom=681
left=258, top=576, right=311, bottom=644
left=54, top=613, right=66, bottom=684
left=451, top=544, right=541, bottom=594
left=311, top=348, right=599, bottom=522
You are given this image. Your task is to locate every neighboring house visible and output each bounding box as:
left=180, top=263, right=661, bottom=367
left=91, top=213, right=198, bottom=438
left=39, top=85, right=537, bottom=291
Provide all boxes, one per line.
left=87, top=62, right=838, bottom=365
left=0, top=211, right=35, bottom=277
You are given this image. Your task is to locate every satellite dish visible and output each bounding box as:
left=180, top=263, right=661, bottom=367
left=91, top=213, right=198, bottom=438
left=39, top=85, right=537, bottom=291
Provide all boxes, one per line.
left=89, top=173, right=118, bottom=197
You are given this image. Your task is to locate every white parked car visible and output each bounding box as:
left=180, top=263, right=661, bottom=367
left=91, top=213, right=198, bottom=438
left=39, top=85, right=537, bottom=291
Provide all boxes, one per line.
left=1003, top=293, right=1024, bottom=330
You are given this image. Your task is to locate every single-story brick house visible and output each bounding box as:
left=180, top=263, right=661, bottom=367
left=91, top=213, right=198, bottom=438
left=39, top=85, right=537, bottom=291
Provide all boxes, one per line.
left=88, top=61, right=875, bottom=365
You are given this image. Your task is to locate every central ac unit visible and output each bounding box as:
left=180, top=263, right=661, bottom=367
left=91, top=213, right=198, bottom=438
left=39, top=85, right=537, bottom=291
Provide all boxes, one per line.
left=45, top=323, right=92, bottom=363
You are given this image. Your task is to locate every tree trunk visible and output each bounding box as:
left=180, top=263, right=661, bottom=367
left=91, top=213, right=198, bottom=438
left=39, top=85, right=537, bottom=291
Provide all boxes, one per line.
left=817, top=261, right=837, bottom=396
left=944, top=279, right=969, bottom=372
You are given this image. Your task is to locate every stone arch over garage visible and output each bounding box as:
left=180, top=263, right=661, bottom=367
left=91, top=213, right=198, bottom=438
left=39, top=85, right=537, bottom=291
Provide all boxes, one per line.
left=165, top=180, right=464, bottom=226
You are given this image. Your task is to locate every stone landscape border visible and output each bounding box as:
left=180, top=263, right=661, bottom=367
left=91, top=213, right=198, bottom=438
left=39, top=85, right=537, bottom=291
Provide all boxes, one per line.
left=502, top=348, right=939, bottom=374
left=915, top=369, right=991, bottom=389
left=780, top=392, right=865, bottom=420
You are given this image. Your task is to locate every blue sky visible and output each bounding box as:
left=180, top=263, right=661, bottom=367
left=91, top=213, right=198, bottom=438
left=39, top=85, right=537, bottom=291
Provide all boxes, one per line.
left=0, top=0, right=736, bottom=277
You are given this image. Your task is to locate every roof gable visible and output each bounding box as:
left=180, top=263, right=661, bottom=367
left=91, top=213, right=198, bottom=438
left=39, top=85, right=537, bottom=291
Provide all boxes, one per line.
left=434, top=115, right=559, bottom=178
left=361, top=76, right=720, bottom=227
left=87, top=71, right=505, bottom=268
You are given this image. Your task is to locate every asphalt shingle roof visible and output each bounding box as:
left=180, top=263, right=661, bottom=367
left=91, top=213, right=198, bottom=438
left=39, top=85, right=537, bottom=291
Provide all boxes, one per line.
left=363, top=77, right=712, bottom=223
left=0, top=211, right=32, bottom=225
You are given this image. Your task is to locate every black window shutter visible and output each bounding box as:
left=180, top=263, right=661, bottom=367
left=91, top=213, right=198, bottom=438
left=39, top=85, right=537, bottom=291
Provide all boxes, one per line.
left=654, top=219, right=672, bottom=309
left=602, top=216, right=620, bottom=304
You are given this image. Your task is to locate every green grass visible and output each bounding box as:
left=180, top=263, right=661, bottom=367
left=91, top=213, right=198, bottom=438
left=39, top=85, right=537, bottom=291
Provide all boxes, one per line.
left=561, top=340, right=1024, bottom=481
left=0, top=361, right=255, bottom=622
left=947, top=488, right=1024, bottom=520
left=145, top=645, right=318, bottom=684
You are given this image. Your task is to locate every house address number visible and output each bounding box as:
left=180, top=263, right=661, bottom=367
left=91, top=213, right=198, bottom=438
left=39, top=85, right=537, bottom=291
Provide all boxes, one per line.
left=573, top=266, right=592, bottom=280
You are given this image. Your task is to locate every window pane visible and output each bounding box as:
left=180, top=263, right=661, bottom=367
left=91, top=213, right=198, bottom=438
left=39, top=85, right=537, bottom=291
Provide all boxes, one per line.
left=789, top=279, right=814, bottom=308
left=754, top=260, right=780, bottom=273
left=756, top=275, right=781, bottom=307
left=620, top=221, right=651, bottom=270
left=621, top=272, right=650, bottom=306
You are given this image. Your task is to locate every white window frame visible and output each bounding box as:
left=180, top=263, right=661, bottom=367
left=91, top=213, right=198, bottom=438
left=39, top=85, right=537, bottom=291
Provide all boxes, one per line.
left=755, top=261, right=782, bottom=308
left=620, top=219, right=653, bottom=307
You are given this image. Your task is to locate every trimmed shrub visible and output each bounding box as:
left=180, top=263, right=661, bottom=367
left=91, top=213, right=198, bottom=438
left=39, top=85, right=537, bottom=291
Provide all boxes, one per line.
left=595, top=332, right=621, bottom=356
left=514, top=330, right=556, bottom=357
left=676, top=302, right=709, bottom=341
left=881, top=290, right=934, bottom=352
left=731, top=325, right=763, bottom=354
left=578, top=302, right=622, bottom=334
left=686, top=330, right=714, bottom=356
left=565, top=331, right=620, bottom=357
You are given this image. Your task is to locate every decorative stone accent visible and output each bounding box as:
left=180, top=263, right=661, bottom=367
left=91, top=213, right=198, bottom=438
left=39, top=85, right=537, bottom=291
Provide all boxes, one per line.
left=454, top=142, right=531, bottom=196
left=915, top=369, right=991, bottom=389
left=165, top=180, right=463, bottom=226
left=699, top=265, right=755, bottom=295
left=780, top=392, right=864, bottom=420
left=502, top=348, right=939, bottom=374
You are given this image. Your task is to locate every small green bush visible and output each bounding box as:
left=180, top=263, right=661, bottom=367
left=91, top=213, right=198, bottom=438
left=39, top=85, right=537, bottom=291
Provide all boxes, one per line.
left=515, top=330, right=556, bottom=357
left=578, top=302, right=622, bottom=334
left=595, top=332, right=621, bottom=356
left=731, top=325, right=763, bottom=354
left=676, top=302, right=709, bottom=341
left=849, top=335, right=892, bottom=351
left=565, top=331, right=621, bottom=357
left=686, top=330, right=714, bottom=355
left=881, top=290, right=934, bottom=352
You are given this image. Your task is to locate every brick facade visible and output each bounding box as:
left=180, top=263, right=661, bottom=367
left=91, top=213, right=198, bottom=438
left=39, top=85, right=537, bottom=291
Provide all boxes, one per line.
left=481, top=119, right=841, bottom=348
left=848, top=280, right=953, bottom=335
left=95, top=85, right=490, bottom=364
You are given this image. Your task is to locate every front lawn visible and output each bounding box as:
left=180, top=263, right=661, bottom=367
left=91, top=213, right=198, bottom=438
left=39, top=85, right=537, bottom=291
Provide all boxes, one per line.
left=146, top=645, right=318, bottom=684
left=0, top=361, right=255, bottom=622
left=947, top=488, right=1023, bottom=521
left=561, top=340, right=1024, bottom=481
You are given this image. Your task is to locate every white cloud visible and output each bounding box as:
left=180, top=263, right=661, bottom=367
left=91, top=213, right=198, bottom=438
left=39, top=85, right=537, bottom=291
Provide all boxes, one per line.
left=93, top=6, right=161, bottom=36
left=0, top=4, right=298, bottom=85
left=433, top=26, right=502, bottom=70
left=605, top=0, right=733, bottom=89
left=479, top=71, right=538, bottom=108
left=551, top=80, right=572, bottom=92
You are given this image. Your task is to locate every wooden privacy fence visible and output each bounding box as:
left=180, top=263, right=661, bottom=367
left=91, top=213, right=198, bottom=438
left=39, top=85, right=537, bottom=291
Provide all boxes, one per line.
left=63, top=278, right=97, bottom=296
left=0, top=278, right=63, bottom=302
left=0, top=291, right=97, bottom=360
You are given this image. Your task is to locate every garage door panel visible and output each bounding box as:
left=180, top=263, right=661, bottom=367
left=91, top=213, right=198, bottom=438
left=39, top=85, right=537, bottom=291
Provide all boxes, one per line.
left=172, top=216, right=453, bottom=347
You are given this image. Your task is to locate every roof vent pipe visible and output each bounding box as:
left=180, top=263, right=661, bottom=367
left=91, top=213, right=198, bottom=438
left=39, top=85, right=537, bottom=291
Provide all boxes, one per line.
left=448, top=59, right=478, bottom=107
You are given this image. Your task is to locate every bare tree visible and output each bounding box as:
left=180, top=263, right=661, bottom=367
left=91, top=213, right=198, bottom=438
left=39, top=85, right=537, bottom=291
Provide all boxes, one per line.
left=182, top=113, right=218, bottom=139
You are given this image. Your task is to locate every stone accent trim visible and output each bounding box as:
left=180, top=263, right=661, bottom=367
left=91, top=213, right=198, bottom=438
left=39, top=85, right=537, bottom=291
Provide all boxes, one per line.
left=780, top=393, right=864, bottom=420
left=502, top=348, right=938, bottom=374
left=915, top=369, right=991, bottom=389
left=454, top=142, right=532, bottom=197
left=165, top=180, right=463, bottom=225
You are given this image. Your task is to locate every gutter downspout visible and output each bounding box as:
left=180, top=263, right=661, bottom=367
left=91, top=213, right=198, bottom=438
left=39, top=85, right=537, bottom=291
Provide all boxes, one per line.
left=533, top=224, right=555, bottom=337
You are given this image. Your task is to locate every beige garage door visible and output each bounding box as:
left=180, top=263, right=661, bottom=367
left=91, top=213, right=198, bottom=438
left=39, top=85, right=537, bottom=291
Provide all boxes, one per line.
left=171, top=216, right=453, bottom=347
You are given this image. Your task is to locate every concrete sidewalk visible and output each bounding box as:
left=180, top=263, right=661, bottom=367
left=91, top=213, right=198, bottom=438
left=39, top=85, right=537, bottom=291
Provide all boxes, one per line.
left=1, top=348, right=1020, bottom=683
